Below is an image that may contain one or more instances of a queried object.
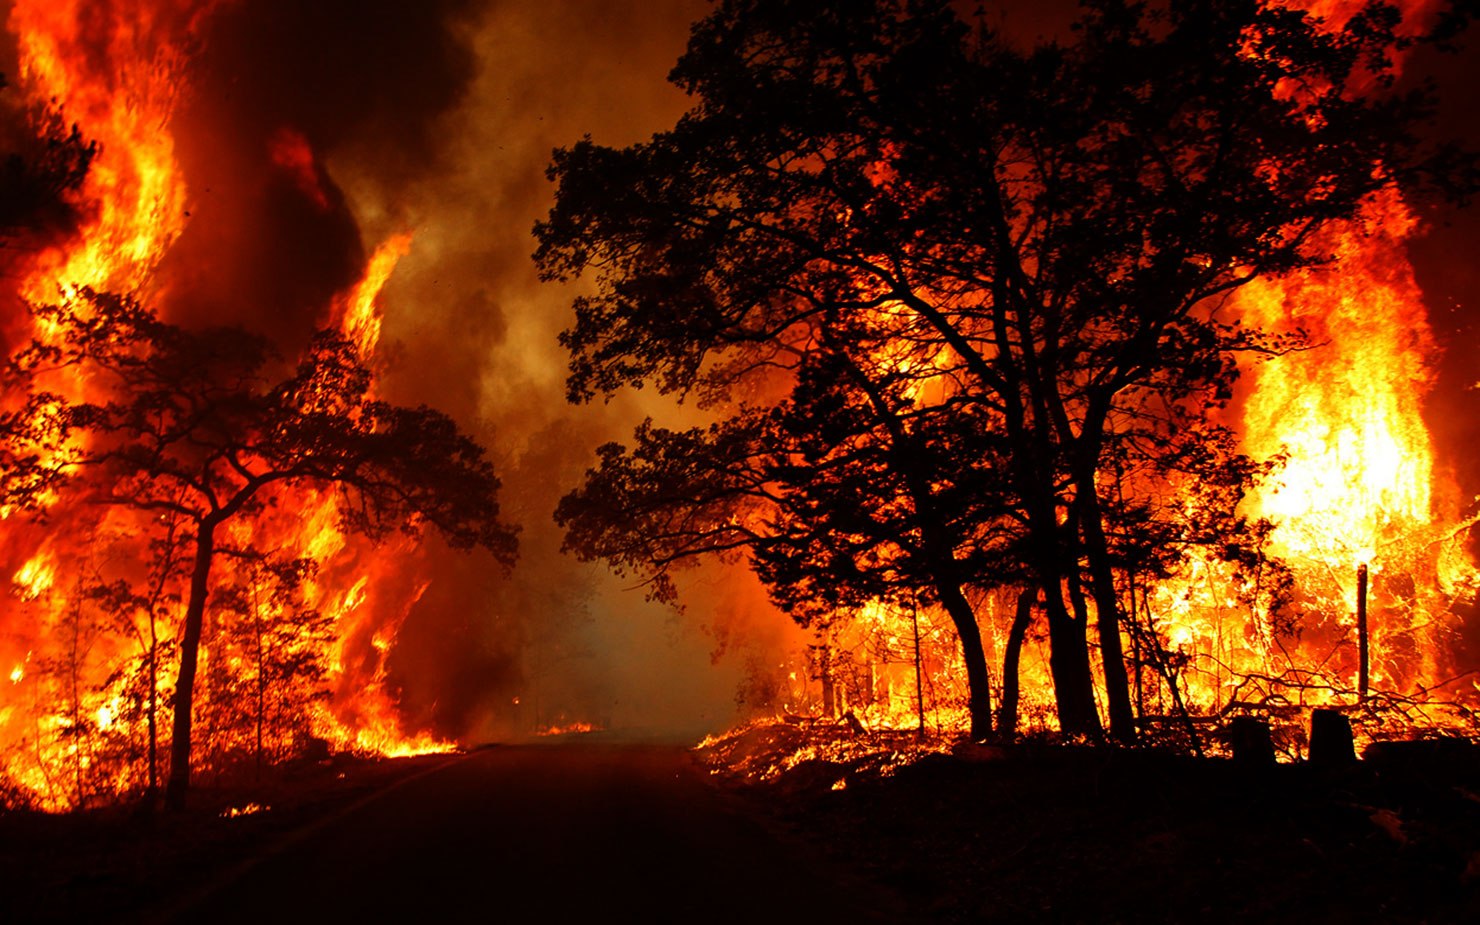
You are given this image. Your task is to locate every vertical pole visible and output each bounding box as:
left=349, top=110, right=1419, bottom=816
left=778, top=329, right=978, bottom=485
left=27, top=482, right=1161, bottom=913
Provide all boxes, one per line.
left=1357, top=563, right=1370, bottom=706
left=911, top=597, right=926, bottom=741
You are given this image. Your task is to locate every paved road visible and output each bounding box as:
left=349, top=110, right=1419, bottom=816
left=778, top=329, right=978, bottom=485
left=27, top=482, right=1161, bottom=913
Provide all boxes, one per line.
left=165, top=743, right=904, bottom=923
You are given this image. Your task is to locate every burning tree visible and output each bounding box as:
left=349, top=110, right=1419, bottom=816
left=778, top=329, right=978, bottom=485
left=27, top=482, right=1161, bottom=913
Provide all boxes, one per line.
left=2, top=290, right=517, bottom=807
left=538, top=0, right=1474, bottom=742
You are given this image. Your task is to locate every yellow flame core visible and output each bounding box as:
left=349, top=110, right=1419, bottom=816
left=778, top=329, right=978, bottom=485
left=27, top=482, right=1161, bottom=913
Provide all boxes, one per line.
left=1240, top=193, right=1435, bottom=564
left=338, top=232, right=414, bottom=357
left=1142, top=189, right=1478, bottom=717
left=12, top=554, right=56, bottom=601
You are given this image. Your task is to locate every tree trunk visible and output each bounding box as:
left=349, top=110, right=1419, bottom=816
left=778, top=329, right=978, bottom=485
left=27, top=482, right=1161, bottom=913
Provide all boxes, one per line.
left=68, top=595, right=85, bottom=810
left=910, top=597, right=926, bottom=741
left=1043, top=578, right=1102, bottom=738
left=147, top=617, right=158, bottom=798
left=998, top=586, right=1035, bottom=738
left=165, top=519, right=215, bottom=810
left=1075, top=471, right=1137, bottom=742
left=253, top=576, right=265, bottom=782
left=1357, top=563, right=1370, bottom=706
left=935, top=580, right=993, bottom=741
left=828, top=345, right=994, bottom=743
left=1019, top=473, right=1102, bottom=738
left=819, top=642, right=836, bottom=719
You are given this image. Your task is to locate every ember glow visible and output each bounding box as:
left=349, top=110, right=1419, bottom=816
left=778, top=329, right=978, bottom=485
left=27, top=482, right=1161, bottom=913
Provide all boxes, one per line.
left=536, top=720, right=601, bottom=737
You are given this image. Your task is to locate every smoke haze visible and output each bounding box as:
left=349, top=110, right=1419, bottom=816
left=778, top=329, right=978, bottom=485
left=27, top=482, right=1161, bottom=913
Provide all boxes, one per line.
left=157, top=0, right=796, bottom=743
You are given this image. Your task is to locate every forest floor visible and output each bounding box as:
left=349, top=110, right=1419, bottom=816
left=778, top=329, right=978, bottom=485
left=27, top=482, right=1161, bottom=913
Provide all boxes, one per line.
left=695, top=721, right=1480, bottom=923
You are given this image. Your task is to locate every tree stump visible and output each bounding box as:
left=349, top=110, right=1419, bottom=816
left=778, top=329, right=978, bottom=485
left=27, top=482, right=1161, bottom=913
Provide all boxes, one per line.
left=1226, top=716, right=1276, bottom=765
left=1308, top=708, right=1356, bottom=766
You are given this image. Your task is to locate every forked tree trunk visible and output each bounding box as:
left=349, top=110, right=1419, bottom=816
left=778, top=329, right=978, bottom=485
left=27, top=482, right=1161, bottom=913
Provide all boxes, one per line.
left=165, top=519, right=216, bottom=810
left=1017, top=461, right=1103, bottom=738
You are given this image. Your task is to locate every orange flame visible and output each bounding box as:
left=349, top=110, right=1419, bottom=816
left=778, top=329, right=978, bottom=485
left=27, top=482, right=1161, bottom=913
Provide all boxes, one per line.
left=7, top=0, right=207, bottom=305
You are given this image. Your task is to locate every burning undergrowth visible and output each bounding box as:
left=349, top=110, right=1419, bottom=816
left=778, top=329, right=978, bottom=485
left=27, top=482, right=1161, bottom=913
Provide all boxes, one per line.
left=696, top=718, right=952, bottom=792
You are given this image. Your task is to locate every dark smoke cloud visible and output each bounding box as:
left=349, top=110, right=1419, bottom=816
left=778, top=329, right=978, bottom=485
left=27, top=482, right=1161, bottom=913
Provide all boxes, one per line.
left=159, top=0, right=481, bottom=342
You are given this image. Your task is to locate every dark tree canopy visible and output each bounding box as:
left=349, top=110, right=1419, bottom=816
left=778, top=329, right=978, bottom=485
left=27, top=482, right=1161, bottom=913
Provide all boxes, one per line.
left=5, top=290, right=516, bottom=556
left=538, top=0, right=1472, bottom=740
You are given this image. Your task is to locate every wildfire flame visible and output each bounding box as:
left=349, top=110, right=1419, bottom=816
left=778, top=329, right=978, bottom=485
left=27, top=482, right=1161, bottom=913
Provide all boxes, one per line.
left=0, top=2, right=451, bottom=810
left=1136, top=1, right=1480, bottom=730
left=8, top=0, right=202, bottom=304
left=0, top=0, right=1474, bottom=811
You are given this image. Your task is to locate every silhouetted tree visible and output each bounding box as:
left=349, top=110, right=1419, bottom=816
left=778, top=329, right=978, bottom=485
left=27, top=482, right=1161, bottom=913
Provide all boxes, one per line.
left=558, top=352, right=1023, bottom=739
left=538, top=0, right=1470, bottom=740
left=86, top=514, right=190, bottom=799
left=2, top=290, right=517, bottom=808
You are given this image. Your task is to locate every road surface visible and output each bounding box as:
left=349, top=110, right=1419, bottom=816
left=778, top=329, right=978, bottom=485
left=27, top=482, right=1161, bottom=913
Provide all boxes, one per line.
left=162, top=743, right=906, bottom=923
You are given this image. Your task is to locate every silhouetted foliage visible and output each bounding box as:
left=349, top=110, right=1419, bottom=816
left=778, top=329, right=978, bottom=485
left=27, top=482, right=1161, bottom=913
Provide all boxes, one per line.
left=538, top=0, right=1473, bottom=740
left=0, top=73, right=95, bottom=241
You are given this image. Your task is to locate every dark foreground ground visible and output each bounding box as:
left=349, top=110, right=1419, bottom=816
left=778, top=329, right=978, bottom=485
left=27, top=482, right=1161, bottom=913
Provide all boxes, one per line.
left=5, top=730, right=1480, bottom=923
left=1, top=740, right=904, bottom=923
left=698, top=723, right=1480, bottom=923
